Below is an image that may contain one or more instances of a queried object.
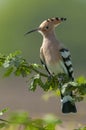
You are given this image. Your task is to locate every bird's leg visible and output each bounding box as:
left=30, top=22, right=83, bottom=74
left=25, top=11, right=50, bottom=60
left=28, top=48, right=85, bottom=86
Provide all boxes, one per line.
left=57, top=75, right=65, bottom=99
left=47, top=74, right=53, bottom=81
left=58, top=74, right=64, bottom=89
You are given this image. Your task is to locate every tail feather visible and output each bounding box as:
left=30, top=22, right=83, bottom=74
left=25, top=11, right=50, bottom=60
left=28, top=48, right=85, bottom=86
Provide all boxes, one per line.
left=62, top=101, right=77, bottom=113
left=60, top=82, right=77, bottom=113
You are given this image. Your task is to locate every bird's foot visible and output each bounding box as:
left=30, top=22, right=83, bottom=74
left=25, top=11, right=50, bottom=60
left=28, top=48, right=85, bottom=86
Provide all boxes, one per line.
left=58, top=75, right=64, bottom=88
left=48, top=74, right=53, bottom=81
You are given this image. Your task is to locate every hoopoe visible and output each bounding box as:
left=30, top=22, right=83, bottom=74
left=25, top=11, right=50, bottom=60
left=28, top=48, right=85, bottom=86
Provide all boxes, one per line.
left=25, top=17, right=77, bottom=113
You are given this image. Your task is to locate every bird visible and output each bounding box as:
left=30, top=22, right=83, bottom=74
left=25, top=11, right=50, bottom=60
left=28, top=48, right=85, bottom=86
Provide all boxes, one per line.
left=25, top=17, right=77, bottom=113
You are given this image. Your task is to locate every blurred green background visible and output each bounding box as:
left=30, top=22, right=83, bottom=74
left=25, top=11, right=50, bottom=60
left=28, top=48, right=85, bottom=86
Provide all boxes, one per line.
left=0, top=0, right=86, bottom=76
left=0, top=1, right=86, bottom=129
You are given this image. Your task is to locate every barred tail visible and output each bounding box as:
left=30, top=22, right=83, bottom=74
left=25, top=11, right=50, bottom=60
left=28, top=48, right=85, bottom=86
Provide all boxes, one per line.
left=61, top=94, right=77, bottom=113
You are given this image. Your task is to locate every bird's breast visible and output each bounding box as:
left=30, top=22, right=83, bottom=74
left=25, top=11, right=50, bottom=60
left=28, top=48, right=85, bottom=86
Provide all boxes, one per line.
left=42, top=42, right=68, bottom=75
left=47, top=60, right=68, bottom=75
left=43, top=42, right=60, bottom=64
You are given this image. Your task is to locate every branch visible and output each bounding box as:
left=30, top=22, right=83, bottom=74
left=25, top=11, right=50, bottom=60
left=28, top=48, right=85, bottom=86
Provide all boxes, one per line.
left=0, top=51, right=86, bottom=103
left=30, top=64, right=48, bottom=77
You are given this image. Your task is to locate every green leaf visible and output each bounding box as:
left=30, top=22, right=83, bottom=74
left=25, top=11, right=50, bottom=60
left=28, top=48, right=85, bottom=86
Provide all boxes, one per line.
left=43, top=114, right=62, bottom=125
left=9, top=112, right=29, bottom=124
left=0, top=123, right=6, bottom=128
left=3, top=67, right=14, bottom=77
left=77, top=76, right=86, bottom=84
left=29, top=74, right=41, bottom=91
left=31, top=63, right=43, bottom=69
left=0, top=108, right=8, bottom=116
left=43, top=114, right=62, bottom=130
left=3, top=60, right=10, bottom=68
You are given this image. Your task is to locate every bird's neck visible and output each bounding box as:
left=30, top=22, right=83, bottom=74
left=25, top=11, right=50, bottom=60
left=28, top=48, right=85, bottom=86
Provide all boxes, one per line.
left=42, top=31, right=59, bottom=44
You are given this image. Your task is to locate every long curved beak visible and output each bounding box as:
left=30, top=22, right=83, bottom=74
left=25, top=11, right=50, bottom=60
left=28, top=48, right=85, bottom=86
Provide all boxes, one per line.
left=24, top=28, right=39, bottom=35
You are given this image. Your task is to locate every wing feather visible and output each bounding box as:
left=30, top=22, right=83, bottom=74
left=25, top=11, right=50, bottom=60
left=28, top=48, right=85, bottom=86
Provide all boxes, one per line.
left=60, top=48, right=74, bottom=81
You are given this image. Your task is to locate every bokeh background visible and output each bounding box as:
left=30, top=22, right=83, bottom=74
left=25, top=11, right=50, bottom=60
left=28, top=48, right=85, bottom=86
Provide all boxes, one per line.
left=0, top=0, right=86, bottom=129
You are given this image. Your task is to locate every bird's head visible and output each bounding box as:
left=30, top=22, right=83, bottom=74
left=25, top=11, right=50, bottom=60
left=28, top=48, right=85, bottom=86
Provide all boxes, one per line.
left=25, top=17, right=66, bottom=36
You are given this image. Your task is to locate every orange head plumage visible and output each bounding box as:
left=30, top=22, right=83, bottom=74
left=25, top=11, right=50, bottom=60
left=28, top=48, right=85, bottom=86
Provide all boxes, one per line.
left=25, top=17, right=66, bottom=36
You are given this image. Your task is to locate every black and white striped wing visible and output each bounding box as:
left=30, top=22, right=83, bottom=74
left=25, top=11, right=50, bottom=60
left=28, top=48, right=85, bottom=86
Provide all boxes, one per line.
left=60, top=48, right=74, bottom=81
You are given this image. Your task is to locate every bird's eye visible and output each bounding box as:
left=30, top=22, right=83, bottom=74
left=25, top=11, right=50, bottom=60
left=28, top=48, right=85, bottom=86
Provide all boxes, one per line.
left=45, top=26, right=49, bottom=29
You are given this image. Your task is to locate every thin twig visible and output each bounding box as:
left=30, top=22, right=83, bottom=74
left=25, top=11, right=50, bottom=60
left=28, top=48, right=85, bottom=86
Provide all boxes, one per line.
left=31, top=67, right=48, bottom=77
left=0, top=118, right=9, bottom=123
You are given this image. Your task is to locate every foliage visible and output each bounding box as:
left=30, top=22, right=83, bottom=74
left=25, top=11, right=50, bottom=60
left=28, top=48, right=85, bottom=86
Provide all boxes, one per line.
left=0, top=111, right=62, bottom=130
left=0, top=51, right=86, bottom=130
left=0, top=108, right=9, bottom=128
left=0, top=108, right=8, bottom=116
left=0, top=51, right=86, bottom=103
left=0, top=110, right=86, bottom=130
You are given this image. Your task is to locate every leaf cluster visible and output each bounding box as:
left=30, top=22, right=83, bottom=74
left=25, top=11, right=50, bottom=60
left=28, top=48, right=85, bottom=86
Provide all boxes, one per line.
left=0, top=51, right=86, bottom=103
left=0, top=112, right=62, bottom=130
left=0, top=109, right=86, bottom=130
left=0, top=108, right=9, bottom=128
left=0, top=51, right=86, bottom=129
